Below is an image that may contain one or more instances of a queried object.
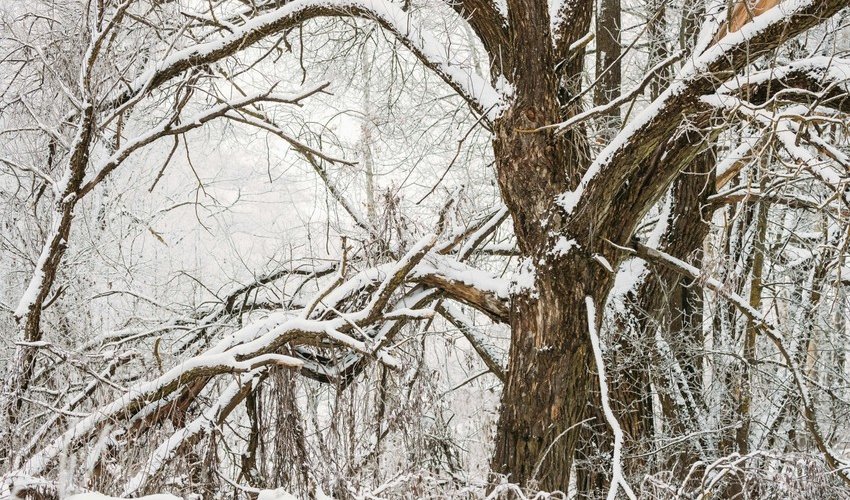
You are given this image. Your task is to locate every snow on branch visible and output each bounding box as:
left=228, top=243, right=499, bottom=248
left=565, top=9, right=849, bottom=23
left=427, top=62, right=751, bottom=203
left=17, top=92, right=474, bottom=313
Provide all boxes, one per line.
left=556, top=0, right=847, bottom=218
left=550, top=51, right=684, bottom=133
left=715, top=132, right=764, bottom=189
left=413, top=254, right=510, bottom=322
left=13, top=236, right=54, bottom=320
left=703, top=95, right=850, bottom=204
left=121, top=371, right=264, bottom=497
left=717, top=56, right=850, bottom=95
left=128, top=0, right=505, bottom=121
left=14, top=335, right=308, bottom=478
left=584, top=297, right=637, bottom=500
left=629, top=240, right=850, bottom=487
left=453, top=207, right=510, bottom=260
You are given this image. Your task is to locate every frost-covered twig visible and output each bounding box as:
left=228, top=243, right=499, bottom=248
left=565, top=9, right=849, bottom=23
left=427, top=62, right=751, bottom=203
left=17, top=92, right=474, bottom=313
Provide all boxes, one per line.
left=121, top=370, right=266, bottom=497
left=631, top=240, right=850, bottom=486
left=585, top=297, right=637, bottom=500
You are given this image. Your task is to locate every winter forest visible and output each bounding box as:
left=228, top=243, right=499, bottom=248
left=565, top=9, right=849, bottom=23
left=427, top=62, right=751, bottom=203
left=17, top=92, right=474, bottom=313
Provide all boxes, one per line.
left=1, top=0, right=850, bottom=498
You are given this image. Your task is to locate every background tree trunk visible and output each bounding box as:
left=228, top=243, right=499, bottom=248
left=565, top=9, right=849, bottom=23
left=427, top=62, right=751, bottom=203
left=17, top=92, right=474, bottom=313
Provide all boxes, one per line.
left=595, top=0, right=621, bottom=135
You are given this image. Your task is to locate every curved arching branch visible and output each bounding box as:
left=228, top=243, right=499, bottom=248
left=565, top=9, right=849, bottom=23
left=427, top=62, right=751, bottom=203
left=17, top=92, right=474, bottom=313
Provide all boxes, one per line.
left=12, top=216, right=513, bottom=481
left=128, top=0, right=503, bottom=122
left=443, top=0, right=508, bottom=63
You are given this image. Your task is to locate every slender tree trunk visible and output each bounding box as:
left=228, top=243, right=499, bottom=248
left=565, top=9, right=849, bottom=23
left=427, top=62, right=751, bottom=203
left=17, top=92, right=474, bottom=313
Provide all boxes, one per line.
left=360, top=40, right=377, bottom=227
left=737, top=177, right=769, bottom=455
left=595, top=0, right=621, bottom=134
left=647, top=0, right=670, bottom=100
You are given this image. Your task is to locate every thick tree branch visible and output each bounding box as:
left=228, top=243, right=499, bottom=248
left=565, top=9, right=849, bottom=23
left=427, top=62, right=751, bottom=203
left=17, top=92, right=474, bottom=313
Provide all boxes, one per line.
left=559, top=0, right=849, bottom=252
left=444, top=0, right=508, bottom=60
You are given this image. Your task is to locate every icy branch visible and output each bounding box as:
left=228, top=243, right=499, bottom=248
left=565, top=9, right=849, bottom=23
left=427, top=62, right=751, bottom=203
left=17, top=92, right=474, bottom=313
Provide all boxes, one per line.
left=585, top=297, right=637, bottom=500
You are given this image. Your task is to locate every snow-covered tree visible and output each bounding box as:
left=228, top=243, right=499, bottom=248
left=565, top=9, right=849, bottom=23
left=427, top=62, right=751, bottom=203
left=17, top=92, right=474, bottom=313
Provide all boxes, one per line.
left=1, top=0, right=850, bottom=497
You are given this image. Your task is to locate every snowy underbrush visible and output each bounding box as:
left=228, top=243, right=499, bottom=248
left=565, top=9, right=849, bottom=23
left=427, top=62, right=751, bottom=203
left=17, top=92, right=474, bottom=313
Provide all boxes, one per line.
left=9, top=454, right=850, bottom=500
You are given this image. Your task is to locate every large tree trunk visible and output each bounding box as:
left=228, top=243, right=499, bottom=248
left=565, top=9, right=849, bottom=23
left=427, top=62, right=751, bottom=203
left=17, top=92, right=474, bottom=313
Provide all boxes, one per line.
left=486, top=4, right=608, bottom=484
left=485, top=3, right=601, bottom=488
left=492, top=256, right=611, bottom=491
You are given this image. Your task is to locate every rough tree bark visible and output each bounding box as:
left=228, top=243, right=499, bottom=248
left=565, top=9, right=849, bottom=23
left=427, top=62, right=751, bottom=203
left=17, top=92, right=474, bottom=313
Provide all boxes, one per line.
left=487, top=1, right=602, bottom=491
